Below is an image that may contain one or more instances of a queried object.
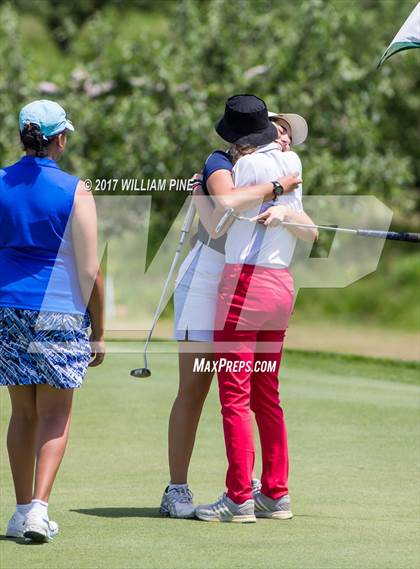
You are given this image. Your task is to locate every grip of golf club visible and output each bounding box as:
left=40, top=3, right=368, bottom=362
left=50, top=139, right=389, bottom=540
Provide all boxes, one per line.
left=387, top=232, right=420, bottom=243
left=357, top=229, right=420, bottom=243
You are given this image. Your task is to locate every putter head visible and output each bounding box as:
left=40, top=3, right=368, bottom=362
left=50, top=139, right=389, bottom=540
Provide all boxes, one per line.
left=130, top=368, right=152, bottom=379
left=215, top=208, right=235, bottom=235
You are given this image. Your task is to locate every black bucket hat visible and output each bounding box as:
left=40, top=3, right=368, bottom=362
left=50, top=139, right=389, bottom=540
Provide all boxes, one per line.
left=215, top=94, right=278, bottom=146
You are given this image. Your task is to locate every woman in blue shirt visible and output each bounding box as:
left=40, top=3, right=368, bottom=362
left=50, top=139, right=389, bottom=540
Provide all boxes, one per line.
left=0, top=100, right=105, bottom=542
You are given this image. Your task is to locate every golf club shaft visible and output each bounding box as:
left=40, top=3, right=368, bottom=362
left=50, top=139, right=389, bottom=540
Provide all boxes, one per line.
left=216, top=210, right=419, bottom=243
left=281, top=222, right=420, bottom=242
left=142, top=201, right=196, bottom=370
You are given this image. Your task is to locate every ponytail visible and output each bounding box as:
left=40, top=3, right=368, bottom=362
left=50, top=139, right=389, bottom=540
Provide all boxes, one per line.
left=20, top=122, right=53, bottom=157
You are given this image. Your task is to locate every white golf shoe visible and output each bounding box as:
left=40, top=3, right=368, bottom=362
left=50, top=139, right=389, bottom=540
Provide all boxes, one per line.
left=6, top=511, right=26, bottom=538
left=159, top=485, right=196, bottom=519
left=195, top=493, right=256, bottom=523
left=23, top=510, right=59, bottom=542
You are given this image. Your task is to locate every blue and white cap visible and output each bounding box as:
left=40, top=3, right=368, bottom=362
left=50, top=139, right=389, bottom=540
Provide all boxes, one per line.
left=19, top=100, right=74, bottom=139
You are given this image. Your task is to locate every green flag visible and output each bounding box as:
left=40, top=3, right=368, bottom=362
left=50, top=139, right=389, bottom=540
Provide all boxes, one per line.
left=378, top=2, right=420, bottom=66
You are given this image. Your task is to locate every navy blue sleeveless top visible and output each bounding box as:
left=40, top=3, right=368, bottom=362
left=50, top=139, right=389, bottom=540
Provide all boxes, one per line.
left=197, top=150, right=233, bottom=253
left=0, top=156, right=86, bottom=315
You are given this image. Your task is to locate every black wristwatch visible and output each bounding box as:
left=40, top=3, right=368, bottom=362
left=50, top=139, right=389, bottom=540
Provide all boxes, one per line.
left=271, top=180, right=284, bottom=200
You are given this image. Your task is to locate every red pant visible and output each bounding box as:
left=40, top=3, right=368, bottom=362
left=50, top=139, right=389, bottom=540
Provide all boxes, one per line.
left=214, top=263, right=294, bottom=504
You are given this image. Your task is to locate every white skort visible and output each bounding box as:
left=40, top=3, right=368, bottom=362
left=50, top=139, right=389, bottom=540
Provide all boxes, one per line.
left=174, top=241, right=224, bottom=342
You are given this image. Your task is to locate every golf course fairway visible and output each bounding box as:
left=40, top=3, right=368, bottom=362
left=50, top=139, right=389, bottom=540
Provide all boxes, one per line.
left=1, top=349, right=419, bottom=569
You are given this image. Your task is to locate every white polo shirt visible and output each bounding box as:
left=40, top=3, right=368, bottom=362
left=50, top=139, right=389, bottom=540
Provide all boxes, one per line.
left=225, top=142, right=303, bottom=268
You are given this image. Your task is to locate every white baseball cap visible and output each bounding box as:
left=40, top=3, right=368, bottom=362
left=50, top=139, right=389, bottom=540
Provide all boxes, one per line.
left=268, top=111, right=308, bottom=146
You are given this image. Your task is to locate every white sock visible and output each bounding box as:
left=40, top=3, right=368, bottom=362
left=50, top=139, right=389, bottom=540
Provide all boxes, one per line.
left=30, top=499, right=49, bottom=518
left=168, top=483, right=188, bottom=491
left=16, top=503, right=32, bottom=516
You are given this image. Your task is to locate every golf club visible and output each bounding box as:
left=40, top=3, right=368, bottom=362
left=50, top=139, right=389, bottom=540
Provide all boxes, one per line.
left=130, top=200, right=196, bottom=379
left=215, top=208, right=420, bottom=243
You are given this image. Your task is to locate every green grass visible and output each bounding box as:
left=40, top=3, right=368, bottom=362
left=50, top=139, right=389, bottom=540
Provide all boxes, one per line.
left=1, top=350, right=419, bottom=569
left=282, top=349, right=419, bottom=384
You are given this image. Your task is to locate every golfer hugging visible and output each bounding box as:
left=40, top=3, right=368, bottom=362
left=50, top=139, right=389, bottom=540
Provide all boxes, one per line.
left=1, top=94, right=316, bottom=542
left=164, top=94, right=318, bottom=522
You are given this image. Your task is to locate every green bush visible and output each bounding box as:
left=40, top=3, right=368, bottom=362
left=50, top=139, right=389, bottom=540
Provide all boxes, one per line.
left=1, top=0, right=418, bottom=328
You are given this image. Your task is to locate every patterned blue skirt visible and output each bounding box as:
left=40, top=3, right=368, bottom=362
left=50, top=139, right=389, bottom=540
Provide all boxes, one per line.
left=0, top=307, right=91, bottom=389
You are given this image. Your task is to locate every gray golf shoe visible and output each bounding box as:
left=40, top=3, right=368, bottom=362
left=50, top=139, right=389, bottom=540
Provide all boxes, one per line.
left=195, top=493, right=256, bottom=523
left=251, top=478, right=262, bottom=493
left=159, top=485, right=196, bottom=519
left=253, top=488, right=293, bottom=519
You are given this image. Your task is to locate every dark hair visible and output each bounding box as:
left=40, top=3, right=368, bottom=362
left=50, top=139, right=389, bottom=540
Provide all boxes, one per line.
left=20, top=122, right=55, bottom=157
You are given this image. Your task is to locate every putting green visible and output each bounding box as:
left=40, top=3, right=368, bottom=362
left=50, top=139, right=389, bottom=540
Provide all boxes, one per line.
left=1, top=349, right=419, bottom=569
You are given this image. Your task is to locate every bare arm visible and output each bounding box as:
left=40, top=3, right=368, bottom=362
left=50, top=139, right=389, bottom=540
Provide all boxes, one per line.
left=72, top=181, right=105, bottom=366
left=207, top=169, right=301, bottom=212
left=194, top=167, right=301, bottom=238
left=283, top=209, right=319, bottom=243
left=192, top=185, right=232, bottom=239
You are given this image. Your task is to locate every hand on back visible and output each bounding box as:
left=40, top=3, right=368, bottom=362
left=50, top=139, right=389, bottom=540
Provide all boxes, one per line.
left=279, top=172, right=301, bottom=194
